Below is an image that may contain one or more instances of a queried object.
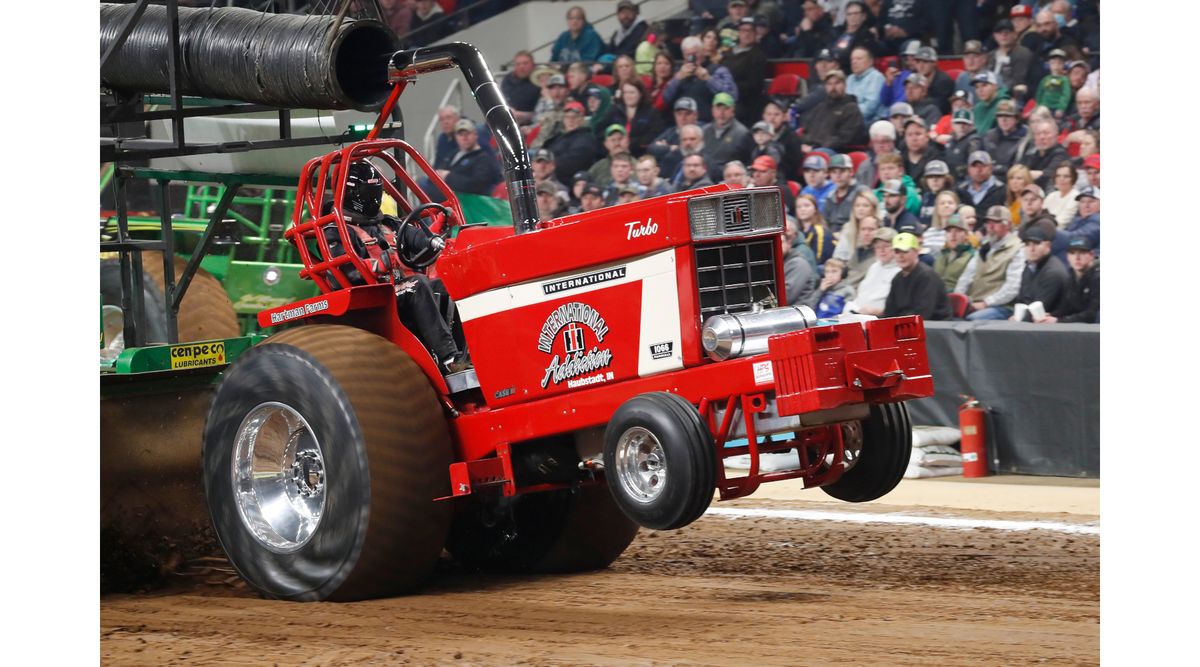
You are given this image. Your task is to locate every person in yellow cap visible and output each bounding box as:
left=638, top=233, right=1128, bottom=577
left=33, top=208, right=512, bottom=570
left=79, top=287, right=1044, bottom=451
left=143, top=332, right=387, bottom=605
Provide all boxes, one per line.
left=884, top=231, right=952, bottom=319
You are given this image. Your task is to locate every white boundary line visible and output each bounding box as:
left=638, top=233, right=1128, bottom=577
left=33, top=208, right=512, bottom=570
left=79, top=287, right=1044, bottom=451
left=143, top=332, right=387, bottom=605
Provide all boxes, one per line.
left=704, top=507, right=1100, bottom=536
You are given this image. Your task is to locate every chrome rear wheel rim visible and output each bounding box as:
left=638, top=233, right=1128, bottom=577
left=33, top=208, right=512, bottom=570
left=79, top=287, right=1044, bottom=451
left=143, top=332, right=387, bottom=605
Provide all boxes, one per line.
left=232, top=402, right=326, bottom=553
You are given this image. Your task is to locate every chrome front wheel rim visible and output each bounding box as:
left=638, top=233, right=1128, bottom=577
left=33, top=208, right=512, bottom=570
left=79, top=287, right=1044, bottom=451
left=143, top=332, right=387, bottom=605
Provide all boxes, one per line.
left=232, top=402, right=326, bottom=553
left=614, top=426, right=667, bottom=503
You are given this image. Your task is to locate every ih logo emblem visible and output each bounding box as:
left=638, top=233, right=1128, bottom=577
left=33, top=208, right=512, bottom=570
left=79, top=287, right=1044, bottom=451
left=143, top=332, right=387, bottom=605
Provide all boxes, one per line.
left=537, top=302, right=615, bottom=389
left=563, top=323, right=585, bottom=354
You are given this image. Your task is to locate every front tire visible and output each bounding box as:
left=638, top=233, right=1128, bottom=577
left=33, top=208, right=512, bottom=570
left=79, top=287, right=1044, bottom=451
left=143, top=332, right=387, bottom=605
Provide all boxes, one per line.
left=821, top=402, right=913, bottom=503
left=603, top=392, right=716, bottom=530
left=202, top=325, right=452, bottom=600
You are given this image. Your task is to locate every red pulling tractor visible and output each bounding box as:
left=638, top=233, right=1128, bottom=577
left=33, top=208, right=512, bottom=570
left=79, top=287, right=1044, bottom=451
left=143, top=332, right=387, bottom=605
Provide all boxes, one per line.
left=201, top=44, right=934, bottom=601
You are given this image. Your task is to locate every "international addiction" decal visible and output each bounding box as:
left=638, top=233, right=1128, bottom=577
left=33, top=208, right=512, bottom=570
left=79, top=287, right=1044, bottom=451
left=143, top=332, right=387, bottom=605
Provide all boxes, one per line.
left=537, top=302, right=614, bottom=389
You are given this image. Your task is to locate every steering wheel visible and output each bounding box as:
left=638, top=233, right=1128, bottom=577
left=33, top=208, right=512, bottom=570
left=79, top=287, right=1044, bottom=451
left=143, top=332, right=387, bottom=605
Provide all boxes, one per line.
left=396, top=202, right=454, bottom=269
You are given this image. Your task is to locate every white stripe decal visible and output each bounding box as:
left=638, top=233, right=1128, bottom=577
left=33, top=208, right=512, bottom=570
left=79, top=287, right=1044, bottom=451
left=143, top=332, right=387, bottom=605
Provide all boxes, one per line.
left=704, top=507, right=1100, bottom=535
left=637, top=268, right=683, bottom=377
left=457, top=249, right=678, bottom=322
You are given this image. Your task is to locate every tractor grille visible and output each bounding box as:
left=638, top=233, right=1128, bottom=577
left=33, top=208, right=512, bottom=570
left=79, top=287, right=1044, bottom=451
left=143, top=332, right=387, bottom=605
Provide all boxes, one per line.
left=721, top=194, right=752, bottom=234
left=695, top=239, right=778, bottom=323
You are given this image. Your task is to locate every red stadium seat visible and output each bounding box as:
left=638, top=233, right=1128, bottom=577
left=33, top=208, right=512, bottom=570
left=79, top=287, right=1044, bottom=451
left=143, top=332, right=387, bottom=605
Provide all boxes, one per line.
left=640, top=74, right=652, bottom=89
left=947, top=293, right=969, bottom=319
left=524, top=124, right=541, bottom=144
left=768, top=73, right=802, bottom=97
left=492, top=181, right=508, bottom=200
left=944, top=68, right=963, bottom=82
left=786, top=180, right=801, bottom=199
left=848, top=151, right=868, bottom=174
left=593, top=73, right=614, bottom=88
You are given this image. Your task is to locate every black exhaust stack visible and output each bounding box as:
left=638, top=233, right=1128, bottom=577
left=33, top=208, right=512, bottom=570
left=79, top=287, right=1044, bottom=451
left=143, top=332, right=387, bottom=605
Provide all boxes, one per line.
left=389, top=43, right=538, bottom=235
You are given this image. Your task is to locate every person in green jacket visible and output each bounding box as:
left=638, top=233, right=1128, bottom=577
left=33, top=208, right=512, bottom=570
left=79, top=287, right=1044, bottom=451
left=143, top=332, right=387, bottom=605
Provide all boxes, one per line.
left=1034, top=49, right=1072, bottom=120
left=933, top=214, right=976, bottom=292
left=971, top=71, right=1011, bottom=134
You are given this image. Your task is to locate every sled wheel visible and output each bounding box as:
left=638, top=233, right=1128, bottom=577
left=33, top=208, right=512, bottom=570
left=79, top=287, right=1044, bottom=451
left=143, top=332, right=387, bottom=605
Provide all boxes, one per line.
left=446, top=484, right=639, bottom=574
left=142, top=252, right=240, bottom=342
left=603, top=392, right=716, bottom=530
left=202, top=324, right=452, bottom=600
left=821, top=402, right=913, bottom=503
left=100, top=259, right=169, bottom=344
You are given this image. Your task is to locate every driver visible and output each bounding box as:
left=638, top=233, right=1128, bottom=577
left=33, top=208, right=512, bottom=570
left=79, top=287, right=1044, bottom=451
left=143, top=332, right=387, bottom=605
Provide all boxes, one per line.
left=328, top=161, right=470, bottom=374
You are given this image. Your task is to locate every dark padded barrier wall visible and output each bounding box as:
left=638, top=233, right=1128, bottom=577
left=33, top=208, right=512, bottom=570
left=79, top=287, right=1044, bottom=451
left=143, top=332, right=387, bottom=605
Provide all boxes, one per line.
left=906, top=321, right=1099, bottom=478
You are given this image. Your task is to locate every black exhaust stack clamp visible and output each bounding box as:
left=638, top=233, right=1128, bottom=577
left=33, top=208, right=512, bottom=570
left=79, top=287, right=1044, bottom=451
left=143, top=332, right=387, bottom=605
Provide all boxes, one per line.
left=389, top=43, right=539, bottom=235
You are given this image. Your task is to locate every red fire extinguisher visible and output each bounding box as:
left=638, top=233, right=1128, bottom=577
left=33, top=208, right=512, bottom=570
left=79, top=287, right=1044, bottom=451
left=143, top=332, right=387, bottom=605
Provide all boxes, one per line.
left=959, top=396, right=989, bottom=478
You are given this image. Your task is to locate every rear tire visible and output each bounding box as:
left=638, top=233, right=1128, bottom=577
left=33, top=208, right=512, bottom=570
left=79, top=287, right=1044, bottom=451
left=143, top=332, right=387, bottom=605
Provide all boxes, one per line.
left=821, top=402, right=912, bottom=503
left=446, top=485, right=639, bottom=573
left=142, top=252, right=239, bottom=342
left=603, top=392, right=716, bottom=530
left=202, top=325, right=452, bottom=600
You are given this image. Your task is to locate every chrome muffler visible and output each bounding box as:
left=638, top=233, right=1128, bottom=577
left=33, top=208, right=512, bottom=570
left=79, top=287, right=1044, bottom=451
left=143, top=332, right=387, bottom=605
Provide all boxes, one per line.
left=701, top=305, right=818, bottom=361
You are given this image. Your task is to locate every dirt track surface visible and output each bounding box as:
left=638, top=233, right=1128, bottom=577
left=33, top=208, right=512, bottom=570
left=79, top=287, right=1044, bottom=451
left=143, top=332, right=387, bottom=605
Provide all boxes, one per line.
left=100, top=498, right=1098, bottom=666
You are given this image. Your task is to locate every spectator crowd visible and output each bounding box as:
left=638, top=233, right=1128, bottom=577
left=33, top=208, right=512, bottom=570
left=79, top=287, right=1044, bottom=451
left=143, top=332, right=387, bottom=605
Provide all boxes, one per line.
left=420, top=0, right=1101, bottom=324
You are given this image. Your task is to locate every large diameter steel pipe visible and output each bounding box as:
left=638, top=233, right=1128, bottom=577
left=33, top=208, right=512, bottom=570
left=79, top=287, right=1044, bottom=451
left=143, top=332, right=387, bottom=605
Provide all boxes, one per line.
left=389, top=44, right=539, bottom=235
left=100, top=3, right=399, bottom=111
left=702, top=305, right=819, bottom=361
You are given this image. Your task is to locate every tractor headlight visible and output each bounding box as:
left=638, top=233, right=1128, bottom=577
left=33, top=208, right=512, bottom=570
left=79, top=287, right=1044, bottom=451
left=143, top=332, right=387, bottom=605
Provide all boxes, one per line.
left=263, top=265, right=282, bottom=286
left=688, top=197, right=721, bottom=240
left=750, top=190, right=783, bottom=233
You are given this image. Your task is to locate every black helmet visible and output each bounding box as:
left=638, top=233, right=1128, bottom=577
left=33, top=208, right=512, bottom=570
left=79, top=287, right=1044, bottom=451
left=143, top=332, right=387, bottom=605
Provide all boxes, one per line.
left=343, top=161, right=384, bottom=217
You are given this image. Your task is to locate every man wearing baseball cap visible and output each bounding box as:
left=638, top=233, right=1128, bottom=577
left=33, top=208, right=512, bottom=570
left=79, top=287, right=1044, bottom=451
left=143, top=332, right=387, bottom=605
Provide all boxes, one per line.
left=530, top=148, right=569, bottom=200
left=1050, top=186, right=1100, bottom=264
left=544, top=100, right=602, bottom=185
left=529, top=73, right=571, bottom=149
left=944, top=108, right=983, bottom=182
left=800, top=152, right=835, bottom=211
left=957, top=150, right=1006, bottom=214
left=722, top=16, right=768, bottom=125
left=646, top=97, right=699, bottom=168
left=437, top=118, right=502, bottom=196
left=955, top=205, right=1025, bottom=320
left=578, top=183, right=606, bottom=212
left=1019, top=183, right=1056, bottom=232
left=1011, top=219, right=1070, bottom=321
left=801, top=68, right=869, bottom=153
left=845, top=227, right=901, bottom=317
left=987, top=19, right=1034, bottom=96
left=971, top=70, right=1009, bottom=134
left=702, top=92, right=753, bottom=179
left=933, top=213, right=975, bottom=292
left=912, top=46, right=955, bottom=115
left=982, top=100, right=1025, bottom=178
left=903, top=73, right=942, bottom=128
left=1040, top=237, right=1099, bottom=324
left=608, top=1, right=648, bottom=60
left=588, top=124, right=631, bottom=189
left=823, top=153, right=868, bottom=233
left=1009, top=4, right=1042, bottom=53
left=535, top=179, right=566, bottom=221
left=955, top=41, right=988, bottom=103
left=884, top=232, right=951, bottom=320
left=901, top=116, right=942, bottom=183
